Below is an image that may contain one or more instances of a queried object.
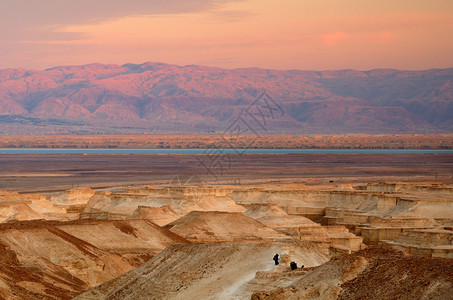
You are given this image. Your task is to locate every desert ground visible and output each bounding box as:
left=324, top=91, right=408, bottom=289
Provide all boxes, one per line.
left=0, top=134, right=452, bottom=149
left=0, top=149, right=452, bottom=299
left=0, top=152, right=452, bottom=193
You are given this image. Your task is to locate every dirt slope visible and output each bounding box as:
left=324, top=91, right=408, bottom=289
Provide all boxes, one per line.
left=0, top=242, right=87, bottom=300
left=128, top=205, right=179, bottom=226
left=244, top=203, right=288, bottom=219
left=256, top=215, right=318, bottom=229
left=165, top=211, right=291, bottom=242
left=252, top=244, right=453, bottom=300
left=0, top=219, right=189, bottom=298
left=76, top=241, right=330, bottom=300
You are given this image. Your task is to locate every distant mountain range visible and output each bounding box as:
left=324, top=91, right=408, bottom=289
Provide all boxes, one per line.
left=0, top=62, right=452, bottom=134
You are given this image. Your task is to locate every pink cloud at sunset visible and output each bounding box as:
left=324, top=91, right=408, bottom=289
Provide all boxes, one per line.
left=322, top=32, right=352, bottom=45
left=322, top=32, right=399, bottom=46
left=0, top=0, right=452, bottom=70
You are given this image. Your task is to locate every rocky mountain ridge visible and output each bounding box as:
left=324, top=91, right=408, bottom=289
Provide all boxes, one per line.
left=0, top=62, right=452, bottom=134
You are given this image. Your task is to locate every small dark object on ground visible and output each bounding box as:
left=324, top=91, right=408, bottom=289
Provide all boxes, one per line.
left=290, top=262, right=297, bottom=270
left=273, top=254, right=279, bottom=265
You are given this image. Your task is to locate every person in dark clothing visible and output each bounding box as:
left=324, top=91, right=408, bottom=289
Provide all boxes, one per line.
left=273, top=254, right=279, bottom=265
left=290, top=261, right=297, bottom=270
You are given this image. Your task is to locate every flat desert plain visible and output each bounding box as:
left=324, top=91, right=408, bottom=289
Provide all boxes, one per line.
left=0, top=152, right=452, bottom=192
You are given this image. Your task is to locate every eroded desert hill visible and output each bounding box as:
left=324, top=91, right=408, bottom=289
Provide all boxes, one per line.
left=0, top=219, right=189, bottom=299
left=251, top=245, right=453, bottom=300
left=78, top=243, right=453, bottom=300
left=0, top=181, right=452, bottom=299
left=0, top=63, right=452, bottom=134
left=76, top=241, right=331, bottom=300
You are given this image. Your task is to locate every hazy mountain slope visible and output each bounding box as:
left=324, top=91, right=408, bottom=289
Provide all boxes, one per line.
left=0, top=63, right=452, bottom=134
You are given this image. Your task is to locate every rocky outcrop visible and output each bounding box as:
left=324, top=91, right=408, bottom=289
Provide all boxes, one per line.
left=50, top=187, right=95, bottom=206
left=128, top=205, right=180, bottom=226
left=0, top=219, right=189, bottom=297
left=244, top=203, right=288, bottom=219
left=0, top=190, right=66, bottom=222
left=81, top=186, right=245, bottom=220
left=251, top=245, right=453, bottom=300
left=165, top=211, right=291, bottom=242
left=386, top=229, right=453, bottom=258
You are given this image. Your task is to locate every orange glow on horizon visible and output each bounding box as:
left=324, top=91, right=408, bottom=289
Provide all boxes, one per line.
left=2, top=0, right=453, bottom=70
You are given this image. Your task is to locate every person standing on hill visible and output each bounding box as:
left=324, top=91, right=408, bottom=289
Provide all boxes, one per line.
left=273, top=254, right=279, bottom=265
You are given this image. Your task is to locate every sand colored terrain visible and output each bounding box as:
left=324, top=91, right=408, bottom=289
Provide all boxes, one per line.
left=81, top=187, right=245, bottom=220
left=0, top=219, right=188, bottom=299
left=165, top=211, right=291, bottom=242
left=75, top=241, right=330, bottom=300
left=1, top=134, right=453, bottom=149
left=78, top=243, right=453, bottom=300
left=244, top=203, right=289, bottom=219
left=0, top=179, right=452, bottom=298
left=78, top=181, right=452, bottom=259
left=50, top=187, right=95, bottom=206
left=0, top=190, right=66, bottom=222
left=251, top=245, right=453, bottom=300
left=386, top=229, right=453, bottom=258
left=128, top=205, right=179, bottom=226
left=0, top=241, right=88, bottom=300
left=242, top=204, right=365, bottom=252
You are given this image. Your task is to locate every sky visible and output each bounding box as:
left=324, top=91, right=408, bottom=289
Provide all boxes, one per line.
left=1, top=0, right=453, bottom=70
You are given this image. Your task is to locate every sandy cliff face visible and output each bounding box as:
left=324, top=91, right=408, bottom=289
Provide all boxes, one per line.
left=51, top=187, right=96, bottom=206
left=252, top=245, right=453, bottom=300
left=81, top=186, right=245, bottom=220
left=0, top=190, right=66, bottom=222
left=0, top=219, right=189, bottom=298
